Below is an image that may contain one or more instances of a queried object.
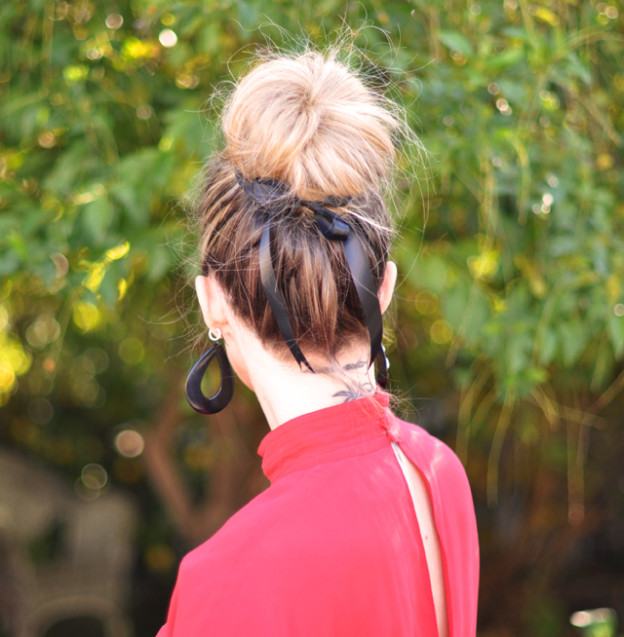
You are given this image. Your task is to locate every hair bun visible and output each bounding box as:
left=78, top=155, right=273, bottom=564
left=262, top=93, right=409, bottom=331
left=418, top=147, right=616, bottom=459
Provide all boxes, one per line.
left=222, top=51, right=399, bottom=200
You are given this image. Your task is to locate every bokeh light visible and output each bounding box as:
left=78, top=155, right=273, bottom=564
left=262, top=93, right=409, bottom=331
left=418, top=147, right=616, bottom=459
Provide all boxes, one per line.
left=159, top=29, right=177, bottom=48
left=105, top=13, right=123, bottom=29
left=81, top=463, right=108, bottom=490
left=72, top=302, right=102, bottom=333
left=114, top=429, right=145, bottom=458
left=495, top=98, right=512, bottom=115
left=28, top=397, right=54, bottom=425
left=118, top=337, right=144, bottom=365
left=570, top=607, right=616, bottom=628
left=430, top=320, right=453, bottom=345
left=25, top=314, right=61, bottom=349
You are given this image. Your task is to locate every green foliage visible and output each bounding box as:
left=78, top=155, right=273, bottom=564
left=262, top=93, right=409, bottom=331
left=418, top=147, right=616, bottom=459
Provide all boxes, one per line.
left=1, top=0, right=623, bottom=634
left=394, top=0, right=624, bottom=495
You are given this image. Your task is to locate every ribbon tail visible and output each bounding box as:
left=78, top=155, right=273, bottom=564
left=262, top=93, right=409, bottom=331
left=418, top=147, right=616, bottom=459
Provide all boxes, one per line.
left=259, top=226, right=314, bottom=373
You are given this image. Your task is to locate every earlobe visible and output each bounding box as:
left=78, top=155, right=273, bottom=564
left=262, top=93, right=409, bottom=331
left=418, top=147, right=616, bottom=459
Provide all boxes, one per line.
left=379, top=261, right=397, bottom=315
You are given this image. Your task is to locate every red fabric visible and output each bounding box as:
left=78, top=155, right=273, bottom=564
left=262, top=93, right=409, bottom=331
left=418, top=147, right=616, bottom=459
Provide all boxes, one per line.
left=157, top=393, right=479, bottom=636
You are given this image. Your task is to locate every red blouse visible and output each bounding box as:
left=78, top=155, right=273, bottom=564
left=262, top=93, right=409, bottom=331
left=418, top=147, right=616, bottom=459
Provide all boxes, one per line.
left=157, top=393, right=479, bottom=636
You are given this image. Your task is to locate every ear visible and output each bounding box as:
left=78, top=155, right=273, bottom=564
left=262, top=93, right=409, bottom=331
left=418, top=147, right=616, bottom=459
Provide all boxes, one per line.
left=378, top=261, right=397, bottom=315
left=195, top=275, right=229, bottom=332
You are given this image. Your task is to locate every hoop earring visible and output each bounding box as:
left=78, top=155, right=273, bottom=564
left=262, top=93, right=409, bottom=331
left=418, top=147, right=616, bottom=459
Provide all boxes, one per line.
left=185, top=329, right=234, bottom=414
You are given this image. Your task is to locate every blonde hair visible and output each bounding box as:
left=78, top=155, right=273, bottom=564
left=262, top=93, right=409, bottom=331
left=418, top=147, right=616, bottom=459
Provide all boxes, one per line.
left=222, top=51, right=397, bottom=200
left=195, top=50, right=404, bottom=358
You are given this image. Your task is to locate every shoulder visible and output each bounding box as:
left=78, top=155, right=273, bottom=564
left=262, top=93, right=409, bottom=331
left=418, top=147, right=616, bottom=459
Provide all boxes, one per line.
left=389, top=414, right=467, bottom=481
left=179, top=457, right=385, bottom=582
left=178, top=473, right=345, bottom=584
left=168, top=474, right=407, bottom=636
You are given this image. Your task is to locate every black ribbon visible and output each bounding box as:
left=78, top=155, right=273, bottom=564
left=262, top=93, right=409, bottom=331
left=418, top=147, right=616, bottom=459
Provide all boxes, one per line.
left=236, top=172, right=292, bottom=208
left=237, top=171, right=387, bottom=387
left=259, top=226, right=314, bottom=373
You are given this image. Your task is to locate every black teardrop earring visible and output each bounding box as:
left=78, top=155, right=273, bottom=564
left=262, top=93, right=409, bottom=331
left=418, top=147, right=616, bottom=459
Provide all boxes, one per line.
left=185, top=328, right=234, bottom=414
left=376, top=343, right=389, bottom=389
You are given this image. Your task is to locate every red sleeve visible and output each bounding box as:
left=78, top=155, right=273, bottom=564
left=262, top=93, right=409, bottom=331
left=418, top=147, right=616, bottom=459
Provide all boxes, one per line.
left=156, top=570, right=180, bottom=637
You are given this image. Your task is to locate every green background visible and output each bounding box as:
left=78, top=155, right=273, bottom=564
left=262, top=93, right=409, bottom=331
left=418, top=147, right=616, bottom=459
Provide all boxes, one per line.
left=1, top=0, right=623, bottom=635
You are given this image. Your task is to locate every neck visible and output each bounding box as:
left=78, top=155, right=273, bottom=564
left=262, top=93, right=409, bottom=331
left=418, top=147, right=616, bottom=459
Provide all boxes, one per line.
left=258, top=360, right=377, bottom=431
left=228, top=329, right=377, bottom=430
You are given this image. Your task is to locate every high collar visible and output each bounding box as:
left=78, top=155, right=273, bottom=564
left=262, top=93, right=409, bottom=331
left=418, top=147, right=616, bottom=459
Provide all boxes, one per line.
left=258, top=393, right=395, bottom=484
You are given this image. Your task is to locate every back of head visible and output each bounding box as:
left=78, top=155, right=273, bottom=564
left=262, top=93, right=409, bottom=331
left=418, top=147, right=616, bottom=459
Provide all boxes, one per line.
left=196, top=49, right=402, bottom=359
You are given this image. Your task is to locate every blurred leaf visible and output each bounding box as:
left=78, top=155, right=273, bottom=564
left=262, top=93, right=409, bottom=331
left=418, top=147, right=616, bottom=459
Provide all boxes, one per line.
left=80, top=196, right=116, bottom=246
left=607, top=313, right=624, bottom=358
left=538, top=327, right=558, bottom=366
left=438, top=31, right=474, bottom=57
left=559, top=321, right=587, bottom=367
